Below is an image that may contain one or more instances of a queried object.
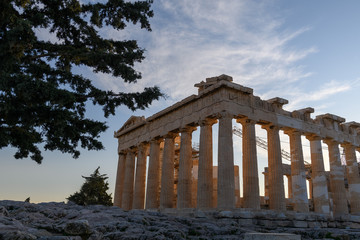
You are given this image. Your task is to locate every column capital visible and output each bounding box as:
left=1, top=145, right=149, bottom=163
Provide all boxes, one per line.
left=323, top=138, right=340, bottom=146
left=283, top=128, right=303, bottom=136
left=179, top=126, right=197, bottom=133
left=164, top=132, right=179, bottom=139
left=128, top=147, right=138, bottom=154
left=236, top=117, right=256, bottom=125
left=305, top=134, right=322, bottom=141
left=261, top=123, right=280, bottom=131
left=340, top=142, right=354, bottom=148
left=150, top=137, right=163, bottom=144
left=137, top=142, right=149, bottom=149
left=198, top=118, right=217, bottom=127
left=216, top=111, right=234, bottom=119
left=119, top=150, right=127, bottom=155
left=137, top=142, right=149, bottom=157
left=121, top=147, right=137, bottom=154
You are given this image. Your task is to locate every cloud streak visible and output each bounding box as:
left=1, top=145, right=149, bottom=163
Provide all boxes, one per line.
left=87, top=1, right=356, bottom=112
left=102, top=0, right=318, bottom=101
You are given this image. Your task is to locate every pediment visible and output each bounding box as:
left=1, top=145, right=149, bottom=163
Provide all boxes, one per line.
left=117, top=115, right=145, bottom=133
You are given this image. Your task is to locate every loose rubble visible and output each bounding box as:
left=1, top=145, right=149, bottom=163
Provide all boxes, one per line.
left=1, top=200, right=360, bottom=239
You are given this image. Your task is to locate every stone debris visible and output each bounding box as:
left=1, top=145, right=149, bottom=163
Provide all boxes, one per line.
left=1, top=200, right=360, bottom=239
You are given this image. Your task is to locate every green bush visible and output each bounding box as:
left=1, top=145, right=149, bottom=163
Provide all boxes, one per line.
left=67, top=167, right=112, bottom=206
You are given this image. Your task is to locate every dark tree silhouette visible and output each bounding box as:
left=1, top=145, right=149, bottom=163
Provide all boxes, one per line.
left=67, top=167, right=112, bottom=206
left=0, top=0, right=162, bottom=163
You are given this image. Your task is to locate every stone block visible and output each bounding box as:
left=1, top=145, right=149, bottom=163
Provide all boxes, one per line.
left=194, top=210, right=206, bottom=218
left=257, top=219, right=276, bottom=228
left=350, top=215, right=360, bottom=223
left=237, top=218, right=253, bottom=226
left=306, top=214, right=316, bottom=221
left=276, top=212, right=287, bottom=220
left=276, top=220, right=292, bottom=227
left=218, top=211, right=233, bottom=218
left=293, top=212, right=307, bottom=221
left=308, top=221, right=321, bottom=228
left=292, top=220, right=308, bottom=228
left=315, top=213, right=329, bottom=221
left=233, top=210, right=254, bottom=219
left=335, top=221, right=344, bottom=228
left=320, top=221, right=328, bottom=228
left=340, top=214, right=351, bottom=221
left=350, top=222, right=360, bottom=229
left=244, top=233, right=301, bottom=240
left=161, top=208, right=181, bottom=215
left=328, top=221, right=337, bottom=228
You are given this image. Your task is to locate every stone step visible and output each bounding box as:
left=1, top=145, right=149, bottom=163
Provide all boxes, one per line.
left=244, top=232, right=301, bottom=240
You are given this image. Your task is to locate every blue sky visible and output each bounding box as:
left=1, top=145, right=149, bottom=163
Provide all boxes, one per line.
left=1, top=0, right=360, bottom=203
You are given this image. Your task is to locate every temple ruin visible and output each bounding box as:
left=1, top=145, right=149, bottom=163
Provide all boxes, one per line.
left=113, top=74, right=360, bottom=218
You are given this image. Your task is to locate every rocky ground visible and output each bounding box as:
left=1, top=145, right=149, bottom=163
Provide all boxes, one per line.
left=1, top=200, right=360, bottom=240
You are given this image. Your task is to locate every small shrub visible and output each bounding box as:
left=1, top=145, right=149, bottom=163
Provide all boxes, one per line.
left=67, top=167, right=112, bottom=206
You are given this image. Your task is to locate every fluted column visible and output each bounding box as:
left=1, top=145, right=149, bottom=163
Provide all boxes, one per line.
left=114, top=152, right=126, bottom=207
left=197, top=118, right=217, bottom=209
left=132, top=143, right=149, bottom=209
left=177, top=126, right=196, bottom=209
left=218, top=112, right=235, bottom=209
left=263, top=124, right=286, bottom=211
left=324, top=139, right=349, bottom=216
left=160, top=133, right=178, bottom=208
left=238, top=118, right=260, bottom=209
left=306, top=136, right=330, bottom=214
left=285, top=130, right=309, bottom=212
left=122, top=148, right=136, bottom=211
left=145, top=138, right=162, bottom=209
left=343, top=143, right=360, bottom=214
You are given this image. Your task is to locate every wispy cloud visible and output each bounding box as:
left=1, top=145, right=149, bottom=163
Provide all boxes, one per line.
left=284, top=79, right=356, bottom=110
left=94, top=0, right=319, bottom=102
left=33, top=0, right=357, bottom=113
left=64, top=1, right=357, bottom=113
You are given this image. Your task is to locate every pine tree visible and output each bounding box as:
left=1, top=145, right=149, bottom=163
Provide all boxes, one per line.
left=67, top=167, right=112, bottom=206
left=0, top=0, right=162, bottom=163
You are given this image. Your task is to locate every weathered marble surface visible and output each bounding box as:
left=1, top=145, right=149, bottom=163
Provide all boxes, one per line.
left=1, top=200, right=360, bottom=240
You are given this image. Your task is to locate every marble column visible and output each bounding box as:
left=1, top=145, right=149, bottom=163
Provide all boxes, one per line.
left=218, top=112, right=235, bottom=209
left=121, top=148, right=136, bottom=211
left=132, top=143, right=149, bottom=209
left=263, top=125, right=286, bottom=211
left=145, top=138, right=162, bottom=209
left=324, top=139, right=349, bottom=216
left=160, top=133, right=178, bottom=208
left=114, top=152, right=126, bottom=207
left=343, top=143, right=360, bottom=214
left=197, top=118, right=217, bottom=209
left=286, top=130, right=309, bottom=212
left=177, top=126, right=196, bottom=209
left=238, top=118, right=260, bottom=210
left=306, top=136, right=330, bottom=214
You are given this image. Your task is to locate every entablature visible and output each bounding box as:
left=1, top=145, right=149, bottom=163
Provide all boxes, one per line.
left=115, top=75, right=360, bottom=151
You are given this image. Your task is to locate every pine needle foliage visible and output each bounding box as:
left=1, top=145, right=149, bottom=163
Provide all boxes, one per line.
left=67, top=167, right=112, bottom=206
left=0, top=0, right=162, bottom=163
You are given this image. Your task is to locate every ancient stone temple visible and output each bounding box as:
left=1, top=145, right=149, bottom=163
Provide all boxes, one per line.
left=113, top=74, right=360, bottom=217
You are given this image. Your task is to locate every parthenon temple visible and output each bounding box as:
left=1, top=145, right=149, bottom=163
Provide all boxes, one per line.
left=113, top=74, right=360, bottom=217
